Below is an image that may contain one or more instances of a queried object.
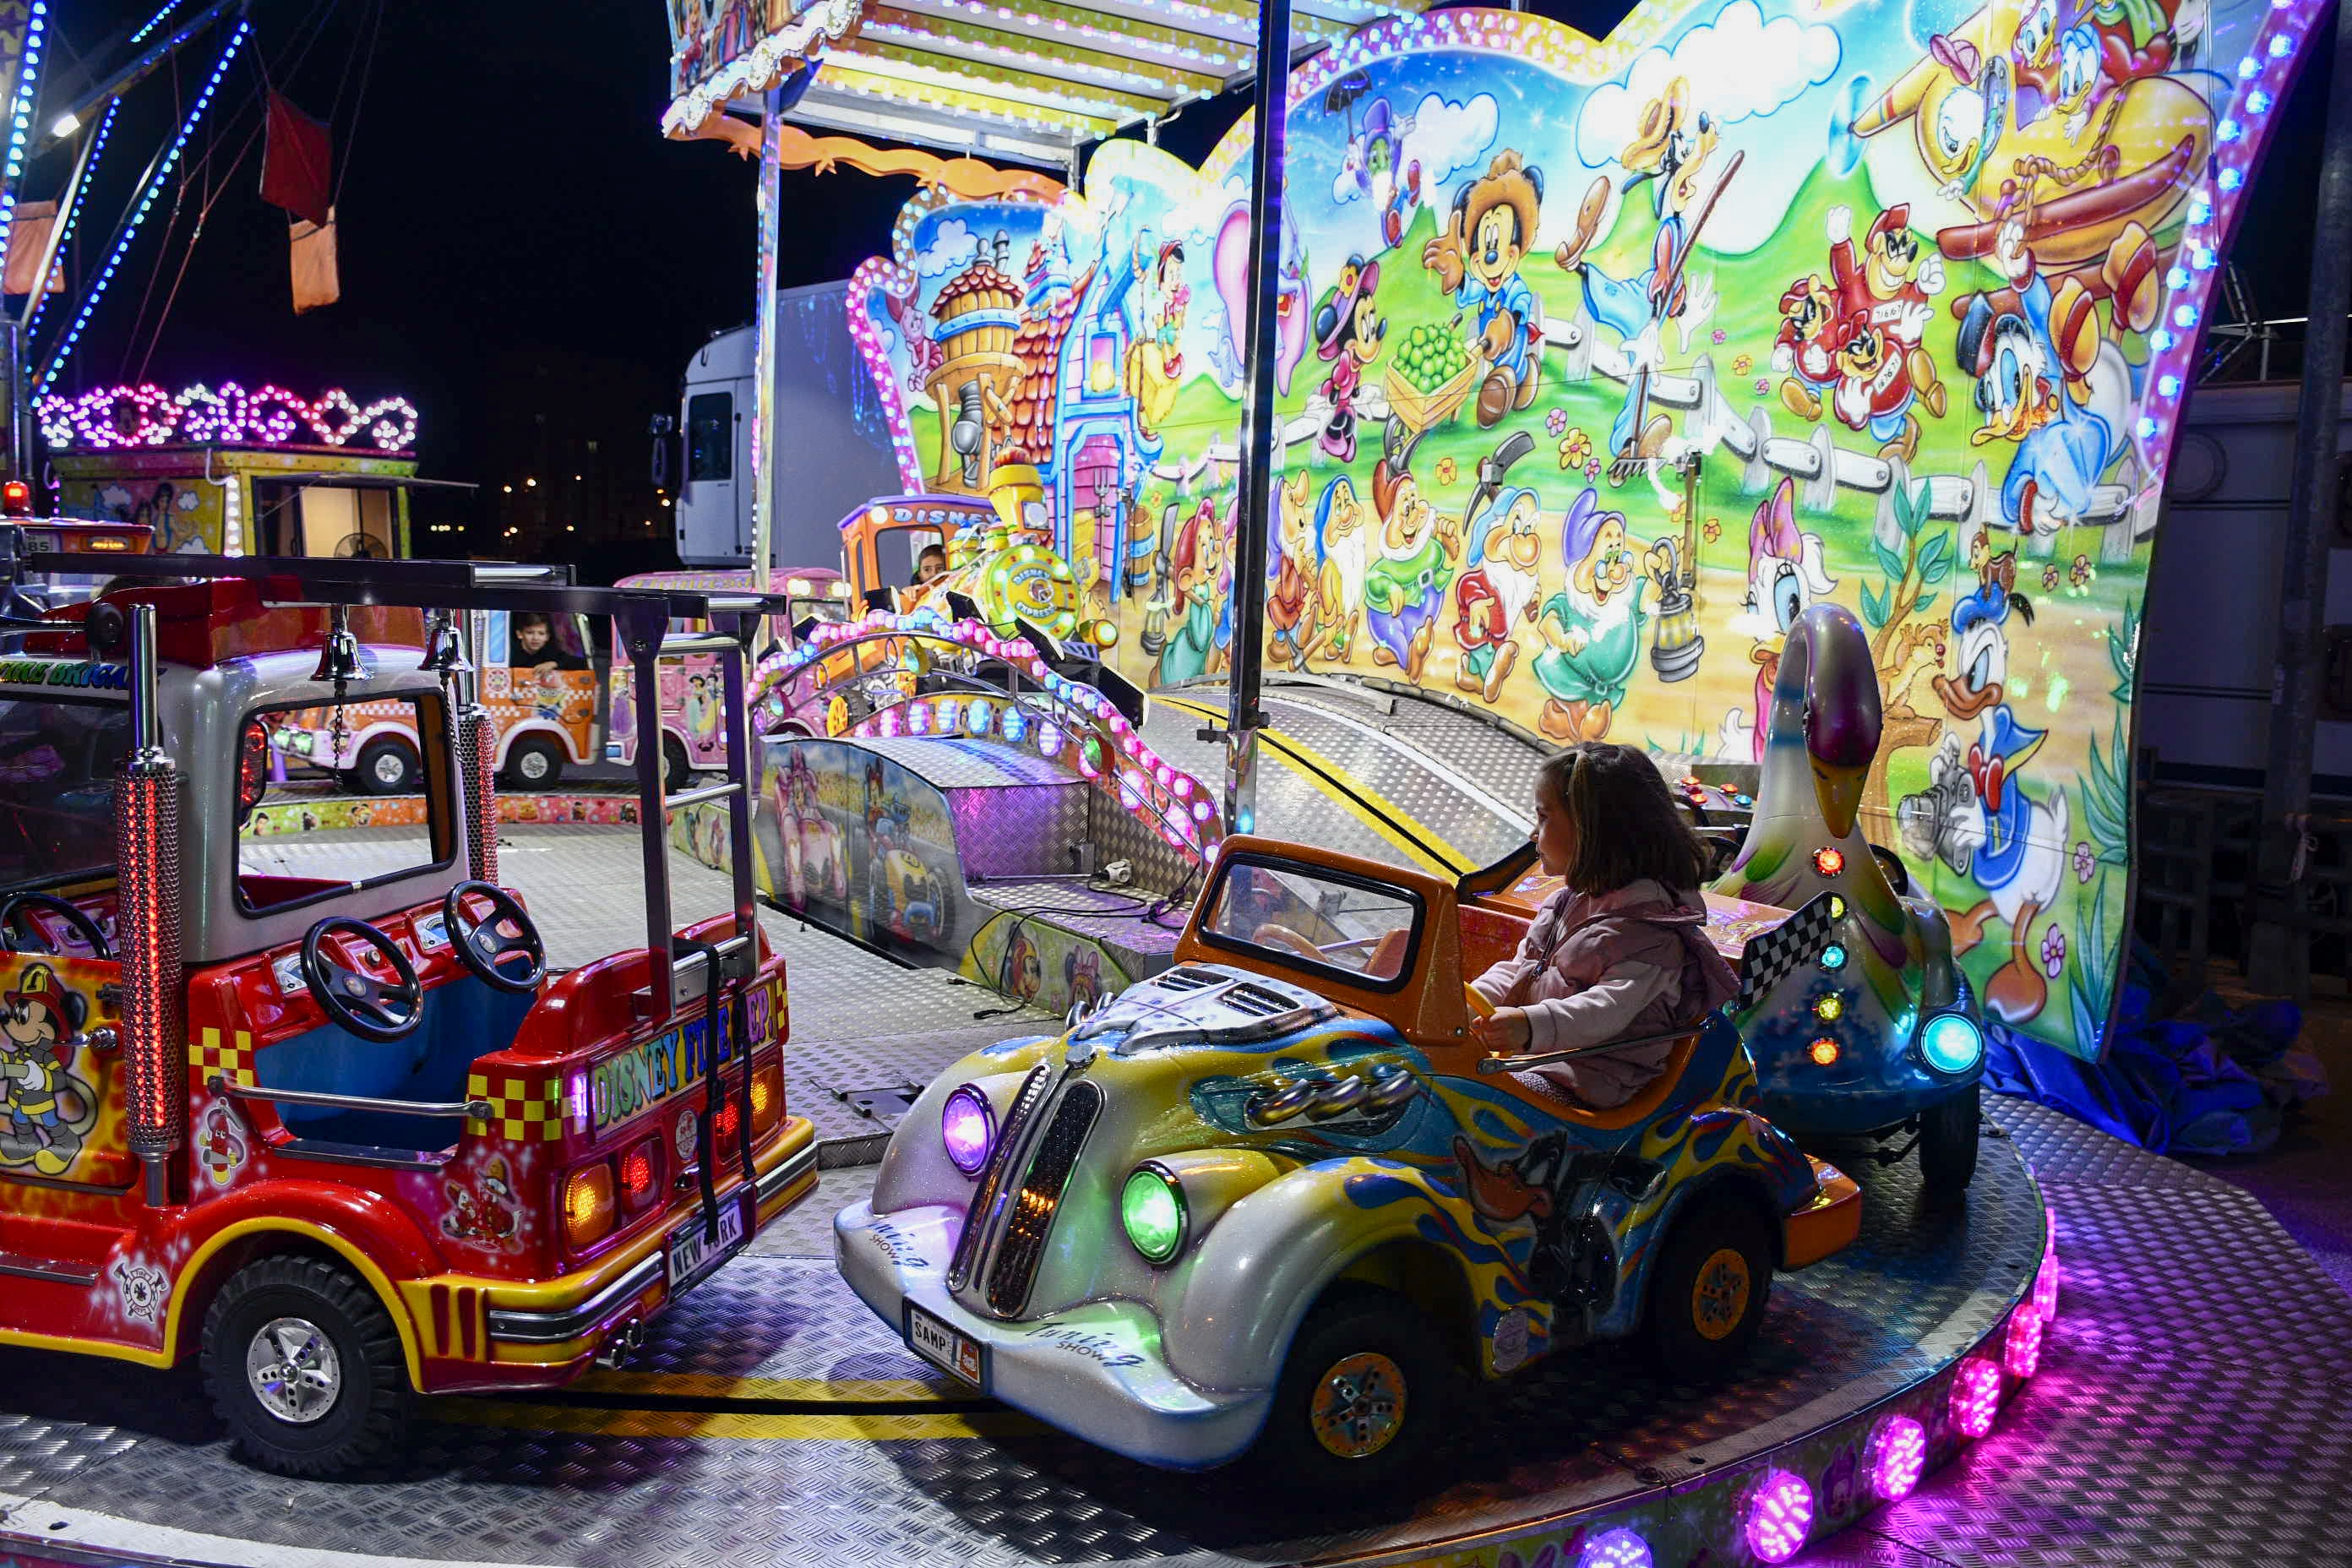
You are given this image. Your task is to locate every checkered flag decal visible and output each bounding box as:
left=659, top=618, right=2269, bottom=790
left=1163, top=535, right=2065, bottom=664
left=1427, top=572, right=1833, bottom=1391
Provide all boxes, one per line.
left=1733, top=892, right=1838, bottom=1012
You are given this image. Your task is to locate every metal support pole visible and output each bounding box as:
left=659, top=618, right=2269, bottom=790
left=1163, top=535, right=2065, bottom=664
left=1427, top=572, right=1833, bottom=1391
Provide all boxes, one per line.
left=625, top=602, right=677, bottom=1018
left=749, top=89, right=782, bottom=594
left=2, top=315, right=24, bottom=483
left=2246, top=0, right=2352, bottom=999
left=1222, top=0, right=1292, bottom=840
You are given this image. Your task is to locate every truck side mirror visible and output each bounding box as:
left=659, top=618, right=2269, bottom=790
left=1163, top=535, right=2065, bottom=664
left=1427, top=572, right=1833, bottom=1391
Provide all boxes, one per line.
left=648, top=415, right=676, bottom=491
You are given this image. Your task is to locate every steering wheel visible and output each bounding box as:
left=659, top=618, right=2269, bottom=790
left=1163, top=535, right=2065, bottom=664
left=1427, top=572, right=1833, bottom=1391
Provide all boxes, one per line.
left=444, top=881, right=546, bottom=994
left=1251, top=922, right=1326, bottom=960
left=1464, top=983, right=1495, bottom=1018
left=0, top=893, right=112, bottom=961
left=301, top=917, right=423, bottom=1043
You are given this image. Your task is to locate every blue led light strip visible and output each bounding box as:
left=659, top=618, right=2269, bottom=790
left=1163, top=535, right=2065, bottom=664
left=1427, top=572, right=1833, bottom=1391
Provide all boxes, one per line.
left=0, top=0, right=52, bottom=276
left=129, top=1, right=182, bottom=45
left=24, top=98, right=119, bottom=338
left=35, top=17, right=250, bottom=398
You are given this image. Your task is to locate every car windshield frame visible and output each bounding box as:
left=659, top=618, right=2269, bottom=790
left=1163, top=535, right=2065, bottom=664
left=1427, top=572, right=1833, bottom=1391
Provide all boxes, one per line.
left=1195, top=851, right=1425, bottom=994
left=231, top=689, right=459, bottom=917
left=0, top=691, right=131, bottom=897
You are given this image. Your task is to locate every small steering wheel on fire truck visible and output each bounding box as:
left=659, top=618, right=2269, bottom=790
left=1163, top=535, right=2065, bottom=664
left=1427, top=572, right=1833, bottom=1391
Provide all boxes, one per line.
left=444, top=880, right=546, bottom=995
left=0, top=892, right=113, bottom=961
left=301, top=917, right=424, bottom=1043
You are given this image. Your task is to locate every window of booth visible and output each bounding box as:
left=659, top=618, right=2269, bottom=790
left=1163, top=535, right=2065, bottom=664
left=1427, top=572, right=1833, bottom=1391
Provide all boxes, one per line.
left=235, top=693, right=455, bottom=914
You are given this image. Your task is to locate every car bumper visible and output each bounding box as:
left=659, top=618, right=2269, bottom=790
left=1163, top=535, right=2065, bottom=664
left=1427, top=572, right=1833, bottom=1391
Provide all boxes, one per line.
left=834, top=1198, right=1270, bottom=1470
left=422, top=1121, right=817, bottom=1389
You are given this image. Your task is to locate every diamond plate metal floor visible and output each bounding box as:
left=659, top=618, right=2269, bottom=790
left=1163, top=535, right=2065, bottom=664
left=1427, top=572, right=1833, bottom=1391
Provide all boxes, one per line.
left=498, top=825, right=1059, bottom=1152
left=0, top=1113, right=2097, bottom=1568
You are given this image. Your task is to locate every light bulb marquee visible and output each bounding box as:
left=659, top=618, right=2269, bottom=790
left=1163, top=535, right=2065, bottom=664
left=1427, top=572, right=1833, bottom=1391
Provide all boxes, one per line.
left=758, top=607, right=1224, bottom=863
left=36, top=383, right=421, bottom=455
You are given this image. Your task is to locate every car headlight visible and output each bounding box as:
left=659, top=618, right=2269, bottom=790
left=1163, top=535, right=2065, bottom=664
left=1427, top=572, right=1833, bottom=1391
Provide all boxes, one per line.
left=1120, top=1164, right=1187, bottom=1264
left=1919, top=1012, right=1984, bottom=1075
left=941, top=1084, right=994, bottom=1175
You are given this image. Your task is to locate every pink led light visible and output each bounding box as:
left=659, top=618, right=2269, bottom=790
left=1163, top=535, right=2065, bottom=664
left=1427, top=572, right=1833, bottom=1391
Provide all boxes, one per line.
left=2034, top=1254, right=2061, bottom=1323
left=1743, top=1470, right=1812, bottom=1564
left=35, top=381, right=417, bottom=452
left=1951, top=1358, right=2002, bottom=1439
left=1576, top=1527, right=1652, bottom=1568
left=2006, top=1305, right=2044, bottom=1379
left=1869, top=1414, right=1928, bottom=1501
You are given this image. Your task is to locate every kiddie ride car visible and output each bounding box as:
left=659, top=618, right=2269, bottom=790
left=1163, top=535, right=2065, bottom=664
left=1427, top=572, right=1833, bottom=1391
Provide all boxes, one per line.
left=836, top=836, right=1862, bottom=1486
left=1469, top=607, right=1990, bottom=1198
left=0, top=547, right=815, bottom=1475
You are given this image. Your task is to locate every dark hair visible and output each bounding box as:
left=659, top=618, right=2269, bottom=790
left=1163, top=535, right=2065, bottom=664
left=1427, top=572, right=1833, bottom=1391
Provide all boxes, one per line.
left=1538, top=743, right=1709, bottom=895
left=513, top=612, right=551, bottom=633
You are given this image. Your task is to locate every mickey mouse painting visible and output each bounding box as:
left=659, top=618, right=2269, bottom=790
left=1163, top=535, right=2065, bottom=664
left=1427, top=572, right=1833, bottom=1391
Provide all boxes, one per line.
left=1, top=964, right=96, bottom=1177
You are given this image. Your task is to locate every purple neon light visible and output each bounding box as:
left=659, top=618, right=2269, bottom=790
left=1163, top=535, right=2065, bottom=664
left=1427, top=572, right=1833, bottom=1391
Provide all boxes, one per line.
left=2006, top=1304, right=2045, bottom=1379
left=1576, top=1527, right=1652, bottom=1568
left=941, top=1086, right=994, bottom=1174
left=1952, top=1357, right=2003, bottom=1439
left=1870, top=1414, right=1929, bottom=1501
left=1744, top=1470, right=1813, bottom=1563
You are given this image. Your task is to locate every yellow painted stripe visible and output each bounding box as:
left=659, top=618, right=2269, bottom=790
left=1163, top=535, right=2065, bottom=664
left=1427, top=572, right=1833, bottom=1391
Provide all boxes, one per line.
left=1157, top=695, right=1470, bottom=874
left=440, top=1400, right=1042, bottom=1442
left=569, top=1370, right=960, bottom=1402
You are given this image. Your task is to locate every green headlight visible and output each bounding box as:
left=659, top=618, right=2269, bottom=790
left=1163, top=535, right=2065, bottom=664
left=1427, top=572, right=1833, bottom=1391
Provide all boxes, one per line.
left=1120, top=1166, right=1186, bottom=1264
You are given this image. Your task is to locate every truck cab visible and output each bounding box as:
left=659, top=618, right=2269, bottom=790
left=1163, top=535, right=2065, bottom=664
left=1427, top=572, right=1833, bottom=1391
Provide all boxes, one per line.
left=0, top=554, right=814, bottom=1475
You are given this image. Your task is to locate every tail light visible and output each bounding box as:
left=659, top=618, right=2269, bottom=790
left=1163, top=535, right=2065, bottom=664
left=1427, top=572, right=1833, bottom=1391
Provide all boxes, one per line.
left=563, top=1162, right=617, bottom=1250
left=1, top=479, right=29, bottom=514
left=750, top=1062, right=783, bottom=1135
left=712, top=1097, right=742, bottom=1151
left=618, top=1140, right=661, bottom=1210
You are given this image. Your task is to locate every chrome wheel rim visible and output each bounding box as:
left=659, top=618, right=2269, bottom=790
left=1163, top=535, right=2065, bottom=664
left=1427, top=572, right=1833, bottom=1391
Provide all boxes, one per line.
left=517, top=749, right=551, bottom=782
left=1309, top=1350, right=1407, bottom=1459
left=371, top=751, right=407, bottom=787
left=246, top=1315, right=341, bottom=1424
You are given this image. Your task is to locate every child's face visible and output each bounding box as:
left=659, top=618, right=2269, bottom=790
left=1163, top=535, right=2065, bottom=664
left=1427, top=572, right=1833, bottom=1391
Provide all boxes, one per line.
left=518, top=622, right=550, bottom=654
left=1533, top=780, right=1578, bottom=878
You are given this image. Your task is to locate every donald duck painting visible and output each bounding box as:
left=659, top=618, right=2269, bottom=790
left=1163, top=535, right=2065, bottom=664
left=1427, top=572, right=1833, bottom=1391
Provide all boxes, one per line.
left=1897, top=542, right=2071, bottom=1024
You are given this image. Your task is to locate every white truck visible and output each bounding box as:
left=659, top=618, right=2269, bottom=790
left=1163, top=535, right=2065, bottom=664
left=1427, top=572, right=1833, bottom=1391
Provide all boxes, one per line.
left=667, top=280, right=906, bottom=572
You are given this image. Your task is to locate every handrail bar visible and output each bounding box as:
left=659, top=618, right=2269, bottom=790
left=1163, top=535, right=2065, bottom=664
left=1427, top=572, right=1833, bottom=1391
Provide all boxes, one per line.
left=210, top=1074, right=490, bottom=1120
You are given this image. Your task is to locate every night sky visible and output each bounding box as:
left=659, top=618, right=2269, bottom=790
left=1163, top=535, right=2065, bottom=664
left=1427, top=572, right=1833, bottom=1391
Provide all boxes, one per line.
left=36, top=1, right=2335, bottom=580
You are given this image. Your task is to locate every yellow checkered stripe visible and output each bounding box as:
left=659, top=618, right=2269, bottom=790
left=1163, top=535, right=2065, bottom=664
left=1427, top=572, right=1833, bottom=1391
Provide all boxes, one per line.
left=188, top=1027, right=255, bottom=1087
left=466, top=1073, right=564, bottom=1141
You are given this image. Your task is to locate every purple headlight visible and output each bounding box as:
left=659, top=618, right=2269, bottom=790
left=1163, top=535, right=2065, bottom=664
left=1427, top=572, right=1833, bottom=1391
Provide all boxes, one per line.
left=941, top=1085, right=994, bottom=1175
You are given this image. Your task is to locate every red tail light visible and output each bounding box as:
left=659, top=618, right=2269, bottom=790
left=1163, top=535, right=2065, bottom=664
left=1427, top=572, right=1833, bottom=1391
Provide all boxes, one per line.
left=619, top=1140, right=660, bottom=1208
left=712, top=1097, right=742, bottom=1151
left=2, top=479, right=30, bottom=514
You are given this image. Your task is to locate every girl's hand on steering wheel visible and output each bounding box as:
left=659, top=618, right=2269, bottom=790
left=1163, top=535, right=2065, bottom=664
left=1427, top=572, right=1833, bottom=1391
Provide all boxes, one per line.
left=1469, top=1007, right=1532, bottom=1052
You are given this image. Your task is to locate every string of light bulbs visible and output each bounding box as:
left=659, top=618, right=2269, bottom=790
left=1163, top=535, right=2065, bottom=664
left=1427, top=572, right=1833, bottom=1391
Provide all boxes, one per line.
left=35, top=16, right=252, bottom=400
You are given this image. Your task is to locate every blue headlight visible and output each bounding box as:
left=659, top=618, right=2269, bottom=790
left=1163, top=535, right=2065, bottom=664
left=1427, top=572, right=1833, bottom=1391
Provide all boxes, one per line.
left=1919, top=1013, right=1984, bottom=1075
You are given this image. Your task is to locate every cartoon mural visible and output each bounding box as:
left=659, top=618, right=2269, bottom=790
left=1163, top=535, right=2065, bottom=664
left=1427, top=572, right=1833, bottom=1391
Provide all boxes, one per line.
left=844, top=0, right=2317, bottom=1059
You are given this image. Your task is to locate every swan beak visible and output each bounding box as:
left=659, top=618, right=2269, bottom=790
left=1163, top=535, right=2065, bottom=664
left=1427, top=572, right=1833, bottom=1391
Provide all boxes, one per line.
left=1813, top=760, right=1866, bottom=840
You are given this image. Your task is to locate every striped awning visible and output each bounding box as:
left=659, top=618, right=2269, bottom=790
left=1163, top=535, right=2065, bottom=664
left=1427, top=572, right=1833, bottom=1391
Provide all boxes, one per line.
left=662, top=0, right=1437, bottom=169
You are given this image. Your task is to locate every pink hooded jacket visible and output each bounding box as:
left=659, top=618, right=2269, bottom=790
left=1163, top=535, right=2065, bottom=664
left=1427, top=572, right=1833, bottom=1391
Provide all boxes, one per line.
left=1469, top=879, right=1740, bottom=1107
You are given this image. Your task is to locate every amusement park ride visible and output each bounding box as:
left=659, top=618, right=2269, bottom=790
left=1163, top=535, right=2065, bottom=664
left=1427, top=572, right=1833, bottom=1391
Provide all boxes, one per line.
left=0, top=0, right=2340, bottom=1556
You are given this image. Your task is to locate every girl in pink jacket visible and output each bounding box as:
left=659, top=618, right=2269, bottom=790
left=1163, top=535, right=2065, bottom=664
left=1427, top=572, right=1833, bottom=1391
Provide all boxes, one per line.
left=1469, top=743, right=1738, bottom=1107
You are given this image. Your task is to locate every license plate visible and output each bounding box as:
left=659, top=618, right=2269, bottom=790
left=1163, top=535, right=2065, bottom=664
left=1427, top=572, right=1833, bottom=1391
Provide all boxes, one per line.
left=906, top=1302, right=985, bottom=1389
left=665, top=1195, right=747, bottom=1292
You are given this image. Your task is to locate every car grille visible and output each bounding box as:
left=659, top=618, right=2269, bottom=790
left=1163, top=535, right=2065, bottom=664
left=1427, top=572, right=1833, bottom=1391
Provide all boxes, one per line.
left=947, top=1064, right=1052, bottom=1292
left=983, top=1081, right=1102, bottom=1317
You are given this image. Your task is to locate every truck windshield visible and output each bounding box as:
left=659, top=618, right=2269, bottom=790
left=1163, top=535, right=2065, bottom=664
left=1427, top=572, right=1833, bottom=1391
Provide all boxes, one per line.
left=0, top=696, right=131, bottom=890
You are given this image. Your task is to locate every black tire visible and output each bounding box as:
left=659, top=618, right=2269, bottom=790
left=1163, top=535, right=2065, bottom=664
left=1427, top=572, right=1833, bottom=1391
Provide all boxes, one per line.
left=1250, top=1285, right=1449, bottom=1495
left=351, top=738, right=420, bottom=796
left=201, top=1255, right=411, bottom=1477
left=1919, top=1081, right=1980, bottom=1195
left=1643, top=1190, right=1774, bottom=1380
left=662, top=736, right=691, bottom=797
left=503, top=734, right=566, bottom=789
